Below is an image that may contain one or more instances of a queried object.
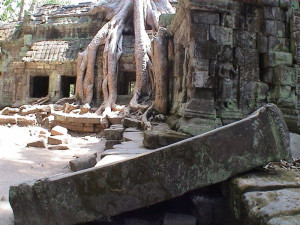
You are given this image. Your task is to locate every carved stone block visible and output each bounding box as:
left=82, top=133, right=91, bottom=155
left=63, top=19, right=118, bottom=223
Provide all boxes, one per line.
left=273, top=66, right=297, bottom=86
left=264, top=20, right=286, bottom=37
left=233, top=30, right=256, bottom=49
left=268, top=85, right=297, bottom=108
left=268, top=37, right=289, bottom=52
left=257, top=33, right=268, bottom=53
left=264, top=52, right=293, bottom=68
left=192, top=11, right=219, bottom=25
left=209, top=26, right=233, bottom=46
left=193, top=70, right=213, bottom=89
left=263, top=7, right=285, bottom=21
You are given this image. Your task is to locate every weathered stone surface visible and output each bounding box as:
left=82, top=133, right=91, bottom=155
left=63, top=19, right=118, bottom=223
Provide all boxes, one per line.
left=69, top=154, right=97, bottom=172
left=163, top=213, right=197, bottom=225
left=105, top=140, right=122, bottom=150
left=48, top=145, right=69, bottom=150
left=267, top=215, right=300, bottom=225
left=242, top=189, right=300, bottom=225
left=9, top=104, right=291, bottom=225
left=0, top=116, right=17, bottom=125
left=192, top=192, right=236, bottom=225
left=224, top=169, right=300, bottom=225
left=143, top=125, right=190, bottom=149
left=16, top=117, right=36, bottom=126
left=123, top=117, right=141, bottom=129
left=290, top=133, right=300, bottom=158
left=125, top=218, right=150, bottom=225
left=104, top=128, right=124, bottom=140
left=26, top=139, right=46, bottom=148
left=0, top=107, right=19, bottom=115
left=48, top=136, right=68, bottom=145
left=51, top=125, right=68, bottom=136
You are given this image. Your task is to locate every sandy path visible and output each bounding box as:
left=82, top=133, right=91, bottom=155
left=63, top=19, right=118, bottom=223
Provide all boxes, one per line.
left=0, top=125, right=105, bottom=225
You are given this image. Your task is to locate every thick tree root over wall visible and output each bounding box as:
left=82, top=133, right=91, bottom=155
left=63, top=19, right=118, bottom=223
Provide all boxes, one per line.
left=67, top=0, right=174, bottom=124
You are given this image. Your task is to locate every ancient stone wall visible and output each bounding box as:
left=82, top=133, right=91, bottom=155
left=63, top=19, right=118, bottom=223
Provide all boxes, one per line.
left=0, top=3, right=106, bottom=107
left=170, top=0, right=300, bottom=134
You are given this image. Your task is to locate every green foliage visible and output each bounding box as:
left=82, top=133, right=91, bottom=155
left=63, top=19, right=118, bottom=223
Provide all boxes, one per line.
left=0, top=0, right=71, bottom=22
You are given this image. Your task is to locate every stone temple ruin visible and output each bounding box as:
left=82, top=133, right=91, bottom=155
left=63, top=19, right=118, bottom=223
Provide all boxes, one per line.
left=1, top=0, right=300, bottom=225
left=0, top=0, right=299, bottom=134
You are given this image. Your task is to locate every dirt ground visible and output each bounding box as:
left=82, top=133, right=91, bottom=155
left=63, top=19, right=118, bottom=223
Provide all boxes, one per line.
left=0, top=125, right=106, bottom=225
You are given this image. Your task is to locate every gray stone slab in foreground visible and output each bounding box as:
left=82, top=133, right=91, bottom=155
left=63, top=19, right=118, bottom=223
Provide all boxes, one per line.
left=9, top=104, right=291, bottom=225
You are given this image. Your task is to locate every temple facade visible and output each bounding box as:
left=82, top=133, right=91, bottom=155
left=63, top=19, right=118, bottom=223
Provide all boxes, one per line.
left=0, top=0, right=299, bottom=134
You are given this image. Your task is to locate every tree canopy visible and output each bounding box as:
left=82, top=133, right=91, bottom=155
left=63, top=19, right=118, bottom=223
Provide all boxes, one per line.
left=0, top=0, right=71, bottom=22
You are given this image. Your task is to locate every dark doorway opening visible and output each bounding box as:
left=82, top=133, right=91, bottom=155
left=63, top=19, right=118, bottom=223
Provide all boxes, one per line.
left=61, top=76, right=76, bottom=98
left=118, top=72, right=136, bottom=95
left=30, top=76, right=49, bottom=98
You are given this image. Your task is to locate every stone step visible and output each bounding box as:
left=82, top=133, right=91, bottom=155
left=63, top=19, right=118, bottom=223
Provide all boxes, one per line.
left=9, top=104, right=292, bottom=225
left=224, top=170, right=300, bottom=225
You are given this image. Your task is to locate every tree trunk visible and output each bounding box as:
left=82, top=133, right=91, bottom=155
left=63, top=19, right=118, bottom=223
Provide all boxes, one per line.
left=71, top=0, right=174, bottom=116
left=153, top=28, right=169, bottom=114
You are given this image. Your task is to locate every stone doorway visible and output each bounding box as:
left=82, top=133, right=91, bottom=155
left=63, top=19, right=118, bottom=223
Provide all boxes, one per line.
left=61, top=76, right=76, bottom=98
left=118, top=72, right=135, bottom=95
left=30, top=76, right=49, bottom=98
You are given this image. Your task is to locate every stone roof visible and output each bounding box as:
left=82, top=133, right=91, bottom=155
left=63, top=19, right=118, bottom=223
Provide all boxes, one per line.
left=33, top=2, right=91, bottom=19
left=22, top=40, right=89, bottom=62
left=0, top=22, right=20, bottom=41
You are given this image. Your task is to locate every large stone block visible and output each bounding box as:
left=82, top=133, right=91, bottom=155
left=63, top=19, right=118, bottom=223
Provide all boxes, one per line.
left=263, top=52, right=293, bottom=67
left=268, top=37, right=289, bottom=52
left=209, top=26, right=233, bottom=46
left=263, top=7, right=285, bottom=21
left=273, top=66, right=297, bottom=86
left=192, top=12, right=219, bottom=25
left=9, top=104, right=291, bottom=225
left=224, top=170, right=300, bottom=224
left=268, top=85, right=297, bottom=108
left=233, top=30, right=256, bottom=49
left=264, top=20, right=286, bottom=37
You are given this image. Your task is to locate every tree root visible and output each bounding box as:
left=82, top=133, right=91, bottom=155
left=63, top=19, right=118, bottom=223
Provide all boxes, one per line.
left=66, top=0, right=175, bottom=119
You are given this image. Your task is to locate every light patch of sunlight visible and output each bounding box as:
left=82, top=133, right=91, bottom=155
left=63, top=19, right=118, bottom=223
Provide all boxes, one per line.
left=0, top=148, right=34, bottom=165
left=0, top=202, right=14, bottom=225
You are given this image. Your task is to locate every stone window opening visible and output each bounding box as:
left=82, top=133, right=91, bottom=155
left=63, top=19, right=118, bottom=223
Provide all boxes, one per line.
left=30, top=76, right=49, bottom=98
left=61, top=76, right=76, bottom=98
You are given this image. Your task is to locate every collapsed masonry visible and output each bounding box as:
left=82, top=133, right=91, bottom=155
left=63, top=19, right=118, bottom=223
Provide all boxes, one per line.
left=9, top=104, right=292, bottom=225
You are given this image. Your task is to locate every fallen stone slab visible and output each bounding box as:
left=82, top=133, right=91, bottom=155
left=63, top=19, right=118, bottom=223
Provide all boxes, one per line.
left=9, top=104, right=291, bottom=225
left=69, top=154, right=97, bottom=172
left=51, top=125, right=68, bottom=136
left=143, top=124, right=191, bottom=149
left=26, top=139, right=46, bottom=148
